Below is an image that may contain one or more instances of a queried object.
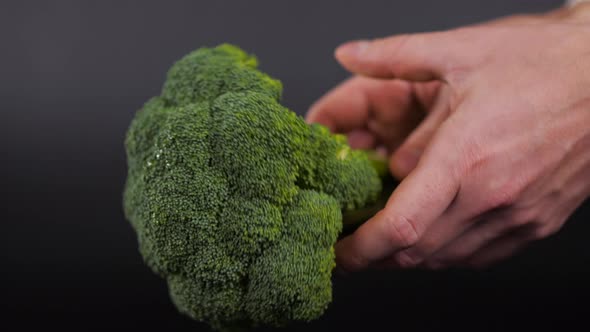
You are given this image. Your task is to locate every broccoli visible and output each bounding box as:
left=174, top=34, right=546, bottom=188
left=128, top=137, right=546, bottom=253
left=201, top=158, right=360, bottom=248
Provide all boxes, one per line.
left=123, top=44, right=385, bottom=330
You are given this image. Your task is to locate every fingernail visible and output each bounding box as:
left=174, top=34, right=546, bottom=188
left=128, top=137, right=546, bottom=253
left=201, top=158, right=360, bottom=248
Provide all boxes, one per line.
left=346, top=129, right=375, bottom=149
left=396, top=148, right=422, bottom=174
left=304, top=110, right=317, bottom=124
left=336, top=40, right=370, bottom=58
left=376, top=146, right=388, bottom=157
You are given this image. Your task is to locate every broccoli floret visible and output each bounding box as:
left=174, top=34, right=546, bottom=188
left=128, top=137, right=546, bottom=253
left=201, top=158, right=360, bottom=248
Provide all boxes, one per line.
left=123, top=44, right=383, bottom=330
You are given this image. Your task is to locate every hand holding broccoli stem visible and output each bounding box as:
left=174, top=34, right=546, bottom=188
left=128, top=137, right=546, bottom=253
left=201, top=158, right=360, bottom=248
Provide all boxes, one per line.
left=307, top=3, right=590, bottom=271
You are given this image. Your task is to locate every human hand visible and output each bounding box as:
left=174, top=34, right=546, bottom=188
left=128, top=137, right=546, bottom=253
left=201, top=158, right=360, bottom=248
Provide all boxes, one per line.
left=306, top=4, right=590, bottom=270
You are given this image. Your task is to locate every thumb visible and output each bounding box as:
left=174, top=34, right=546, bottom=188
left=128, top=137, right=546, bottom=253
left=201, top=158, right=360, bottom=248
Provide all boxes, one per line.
left=335, top=32, right=470, bottom=82
left=335, top=128, right=460, bottom=271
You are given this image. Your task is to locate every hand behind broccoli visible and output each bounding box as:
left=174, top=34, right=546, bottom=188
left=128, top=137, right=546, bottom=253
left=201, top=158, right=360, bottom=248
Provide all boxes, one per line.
left=123, top=44, right=385, bottom=330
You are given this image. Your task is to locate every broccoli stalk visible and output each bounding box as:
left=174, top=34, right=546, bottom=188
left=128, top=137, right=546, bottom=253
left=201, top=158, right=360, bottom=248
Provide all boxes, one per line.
left=123, top=44, right=393, bottom=331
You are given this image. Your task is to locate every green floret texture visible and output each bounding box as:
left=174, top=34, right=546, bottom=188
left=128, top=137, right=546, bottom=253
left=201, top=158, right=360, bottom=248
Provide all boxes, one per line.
left=123, top=44, right=382, bottom=330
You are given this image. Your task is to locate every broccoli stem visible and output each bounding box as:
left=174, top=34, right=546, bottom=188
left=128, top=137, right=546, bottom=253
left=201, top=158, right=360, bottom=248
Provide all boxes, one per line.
left=341, top=151, right=397, bottom=235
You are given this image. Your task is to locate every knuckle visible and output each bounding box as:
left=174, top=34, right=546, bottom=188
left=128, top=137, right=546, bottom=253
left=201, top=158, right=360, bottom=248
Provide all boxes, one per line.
left=482, top=184, right=522, bottom=211
left=418, top=235, right=441, bottom=255
left=505, top=214, right=532, bottom=229
left=505, top=218, right=527, bottom=229
left=505, top=208, right=552, bottom=233
left=395, top=250, right=422, bottom=268
left=385, top=214, right=420, bottom=248
left=529, top=227, right=549, bottom=240
left=384, top=34, right=413, bottom=72
left=349, top=255, right=367, bottom=269
left=461, top=148, right=529, bottom=212
left=339, top=252, right=367, bottom=271
left=530, top=222, right=561, bottom=240
left=508, top=208, right=538, bottom=227
left=487, top=183, right=525, bottom=209
left=335, top=236, right=370, bottom=271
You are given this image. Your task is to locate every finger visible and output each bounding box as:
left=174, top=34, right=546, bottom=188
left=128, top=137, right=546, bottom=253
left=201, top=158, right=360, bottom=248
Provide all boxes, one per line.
left=376, top=182, right=486, bottom=270
left=306, top=77, right=371, bottom=132
left=424, top=217, right=507, bottom=267
left=463, top=231, right=533, bottom=269
left=306, top=76, right=423, bottom=142
left=367, top=81, right=442, bottom=156
left=335, top=31, right=473, bottom=82
left=335, top=129, right=461, bottom=271
left=423, top=209, right=533, bottom=268
left=363, top=81, right=426, bottom=153
left=390, top=84, right=452, bottom=178
left=346, top=129, right=377, bottom=149
left=381, top=209, right=475, bottom=269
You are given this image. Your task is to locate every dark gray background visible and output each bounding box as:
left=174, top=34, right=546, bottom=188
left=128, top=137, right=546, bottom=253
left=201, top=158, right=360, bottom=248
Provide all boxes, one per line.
left=3, top=0, right=589, bottom=331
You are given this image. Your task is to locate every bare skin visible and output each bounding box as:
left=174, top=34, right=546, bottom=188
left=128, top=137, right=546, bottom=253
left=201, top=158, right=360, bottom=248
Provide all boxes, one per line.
left=306, top=4, right=590, bottom=271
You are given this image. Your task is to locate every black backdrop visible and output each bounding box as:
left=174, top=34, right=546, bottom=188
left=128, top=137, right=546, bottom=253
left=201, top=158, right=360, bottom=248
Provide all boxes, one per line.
left=3, top=0, right=589, bottom=331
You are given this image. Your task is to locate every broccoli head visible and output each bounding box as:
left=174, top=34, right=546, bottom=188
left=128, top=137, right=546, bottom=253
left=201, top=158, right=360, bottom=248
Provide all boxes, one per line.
left=123, top=44, right=382, bottom=330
